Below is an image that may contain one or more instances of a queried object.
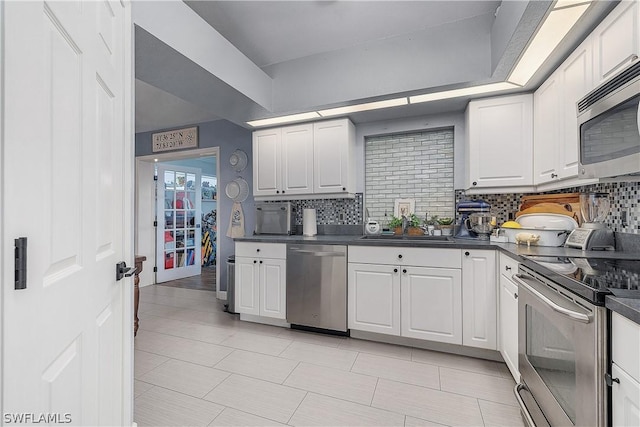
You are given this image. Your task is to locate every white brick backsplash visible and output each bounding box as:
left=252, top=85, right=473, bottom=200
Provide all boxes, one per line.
left=365, top=128, right=455, bottom=223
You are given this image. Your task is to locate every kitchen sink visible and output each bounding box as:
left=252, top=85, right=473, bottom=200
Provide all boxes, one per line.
left=359, top=235, right=455, bottom=242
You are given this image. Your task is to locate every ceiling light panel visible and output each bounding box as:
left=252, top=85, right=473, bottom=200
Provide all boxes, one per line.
left=247, top=112, right=321, bottom=127
left=409, top=82, right=520, bottom=104
left=317, top=98, right=408, bottom=117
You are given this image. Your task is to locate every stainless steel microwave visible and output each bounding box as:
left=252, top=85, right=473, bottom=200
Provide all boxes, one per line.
left=255, top=202, right=295, bottom=235
left=578, top=59, right=640, bottom=179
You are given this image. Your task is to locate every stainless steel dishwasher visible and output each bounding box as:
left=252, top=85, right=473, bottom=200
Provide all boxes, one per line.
left=286, top=244, right=347, bottom=333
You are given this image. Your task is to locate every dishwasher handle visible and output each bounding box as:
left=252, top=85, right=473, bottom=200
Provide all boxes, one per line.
left=288, top=247, right=345, bottom=257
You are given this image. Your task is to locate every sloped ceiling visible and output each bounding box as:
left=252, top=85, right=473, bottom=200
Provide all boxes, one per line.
left=134, top=0, right=615, bottom=132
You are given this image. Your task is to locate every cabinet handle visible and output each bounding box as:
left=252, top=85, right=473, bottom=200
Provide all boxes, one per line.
left=393, top=268, right=398, bottom=273
left=253, top=260, right=257, bottom=264
left=505, top=266, right=512, bottom=271
left=282, top=190, right=285, bottom=194
left=472, top=181, right=477, bottom=186
left=276, top=190, right=280, bottom=194
left=464, top=251, right=470, bottom=256
left=342, top=187, right=346, bottom=191
left=551, top=173, right=558, bottom=178
left=398, top=254, right=403, bottom=259
left=256, top=249, right=260, bottom=252
left=259, top=260, right=263, bottom=264
left=402, top=269, right=407, bottom=274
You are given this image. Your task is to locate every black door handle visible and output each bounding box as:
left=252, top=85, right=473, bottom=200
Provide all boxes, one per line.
left=15, top=237, right=27, bottom=290
left=116, top=261, right=138, bottom=281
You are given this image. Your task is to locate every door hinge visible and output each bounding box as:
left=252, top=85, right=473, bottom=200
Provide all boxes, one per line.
left=14, top=237, right=27, bottom=290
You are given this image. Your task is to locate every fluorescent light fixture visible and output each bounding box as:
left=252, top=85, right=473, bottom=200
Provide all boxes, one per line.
left=508, top=2, right=591, bottom=86
left=409, top=82, right=520, bottom=104
left=247, top=111, right=320, bottom=127
left=317, top=98, right=408, bottom=117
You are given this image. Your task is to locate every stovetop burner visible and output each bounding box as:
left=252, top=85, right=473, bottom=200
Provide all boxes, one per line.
left=522, top=255, right=640, bottom=305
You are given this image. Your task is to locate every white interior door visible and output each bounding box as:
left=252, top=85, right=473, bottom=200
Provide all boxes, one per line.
left=2, top=1, right=133, bottom=425
left=156, top=165, right=202, bottom=282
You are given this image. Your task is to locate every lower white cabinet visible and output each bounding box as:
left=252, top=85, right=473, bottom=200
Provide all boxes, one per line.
left=235, top=243, right=286, bottom=319
left=611, top=311, right=640, bottom=426
left=462, top=250, right=497, bottom=350
left=498, top=253, right=520, bottom=381
left=348, top=247, right=464, bottom=345
left=401, top=266, right=462, bottom=344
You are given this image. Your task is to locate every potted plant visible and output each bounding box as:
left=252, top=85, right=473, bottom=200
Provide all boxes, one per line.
left=438, top=217, right=455, bottom=236
left=388, top=216, right=403, bottom=235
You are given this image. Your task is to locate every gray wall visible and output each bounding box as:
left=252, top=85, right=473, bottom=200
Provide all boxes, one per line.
left=136, top=119, right=253, bottom=292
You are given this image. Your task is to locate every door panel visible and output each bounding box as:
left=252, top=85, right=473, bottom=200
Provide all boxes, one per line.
left=260, top=259, right=286, bottom=319
left=348, top=263, right=400, bottom=335
left=2, top=1, right=132, bottom=424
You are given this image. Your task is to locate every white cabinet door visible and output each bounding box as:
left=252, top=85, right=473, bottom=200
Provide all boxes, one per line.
left=462, top=250, right=497, bottom=349
left=612, top=363, right=640, bottom=427
left=401, top=266, right=462, bottom=345
left=348, top=263, right=401, bottom=335
left=499, top=273, right=519, bottom=382
left=593, top=0, right=639, bottom=84
left=281, top=124, right=314, bottom=195
left=236, top=257, right=260, bottom=315
left=253, top=128, right=282, bottom=197
left=466, top=94, right=533, bottom=189
left=534, top=74, right=561, bottom=184
left=260, top=258, right=287, bottom=319
left=313, top=119, right=354, bottom=194
left=560, top=41, right=593, bottom=179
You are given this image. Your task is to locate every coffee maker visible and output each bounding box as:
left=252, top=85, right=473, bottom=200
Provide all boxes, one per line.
left=456, top=200, right=491, bottom=239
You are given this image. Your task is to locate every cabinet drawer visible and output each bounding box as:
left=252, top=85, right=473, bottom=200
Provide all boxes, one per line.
left=612, top=312, right=640, bottom=383
left=499, top=253, right=520, bottom=278
left=236, top=242, right=286, bottom=259
left=349, top=246, right=461, bottom=268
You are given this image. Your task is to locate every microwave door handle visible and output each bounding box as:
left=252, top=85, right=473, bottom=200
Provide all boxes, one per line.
left=512, top=274, right=591, bottom=324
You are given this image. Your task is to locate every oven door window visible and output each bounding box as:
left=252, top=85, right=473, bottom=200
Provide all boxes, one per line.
left=526, top=306, right=576, bottom=424
left=580, top=94, right=640, bottom=165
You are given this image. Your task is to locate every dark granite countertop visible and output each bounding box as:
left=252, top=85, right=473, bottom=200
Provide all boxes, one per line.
left=235, top=234, right=640, bottom=324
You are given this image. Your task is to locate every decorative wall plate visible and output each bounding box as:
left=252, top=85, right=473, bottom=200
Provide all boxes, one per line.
left=229, top=149, right=248, bottom=172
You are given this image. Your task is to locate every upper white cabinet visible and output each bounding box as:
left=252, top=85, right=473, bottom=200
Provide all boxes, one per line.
left=534, top=40, right=593, bottom=185
left=313, top=119, right=356, bottom=194
left=462, top=250, right=497, bottom=350
left=593, top=0, right=640, bottom=84
left=252, top=119, right=355, bottom=199
left=466, top=94, right=534, bottom=190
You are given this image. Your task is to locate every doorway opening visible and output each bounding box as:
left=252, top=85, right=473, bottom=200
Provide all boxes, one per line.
left=136, top=147, right=221, bottom=296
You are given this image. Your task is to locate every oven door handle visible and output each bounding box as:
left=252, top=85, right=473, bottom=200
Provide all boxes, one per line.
left=512, top=274, right=591, bottom=324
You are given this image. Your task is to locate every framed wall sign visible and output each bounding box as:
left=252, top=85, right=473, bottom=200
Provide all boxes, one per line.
left=394, top=198, right=415, bottom=217
left=152, top=126, right=198, bottom=153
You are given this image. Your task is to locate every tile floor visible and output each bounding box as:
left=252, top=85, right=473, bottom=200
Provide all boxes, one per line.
left=135, top=285, right=525, bottom=427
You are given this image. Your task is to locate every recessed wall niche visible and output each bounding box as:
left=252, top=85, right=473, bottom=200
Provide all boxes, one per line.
left=365, top=128, right=455, bottom=224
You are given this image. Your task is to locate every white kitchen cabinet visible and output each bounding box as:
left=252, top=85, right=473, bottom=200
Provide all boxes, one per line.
left=466, top=94, right=534, bottom=190
left=498, top=253, right=520, bottom=382
left=611, top=311, right=640, bottom=427
left=235, top=242, right=287, bottom=319
left=401, top=266, right=462, bottom=344
left=534, top=39, right=593, bottom=185
left=592, top=0, right=639, bottom=84
left=281, top=124, right=314, bottom=195
left=462, top=250, right=497, bottom=350
left=252, top=119, right=355, bottom=199
left=252, top=128, right=281, bottom=197
left=348, top=247, right=462, bottom=344
left=313, top=119, right=356, bottom=194
left=348, top=263, right=401, bottom=336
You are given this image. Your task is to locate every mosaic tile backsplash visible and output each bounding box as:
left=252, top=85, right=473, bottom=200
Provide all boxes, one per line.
left=456, top=181, right=640, bottom=234
left=289, top=193, right=364, bottom=226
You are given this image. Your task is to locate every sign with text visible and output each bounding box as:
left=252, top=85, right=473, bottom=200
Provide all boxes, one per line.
left=152, top=127, right=198, bottom=153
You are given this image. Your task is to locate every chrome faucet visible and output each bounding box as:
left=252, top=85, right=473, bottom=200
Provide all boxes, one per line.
left=401, top=215, right=409, bottom=235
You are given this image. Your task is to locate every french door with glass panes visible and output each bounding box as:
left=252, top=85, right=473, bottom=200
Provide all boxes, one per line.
left=156, top=165, right=202, bottom=282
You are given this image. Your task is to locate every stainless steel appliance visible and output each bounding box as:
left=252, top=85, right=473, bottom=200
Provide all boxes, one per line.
left=286, top=244, right=347, bottom=333
left=512, top=255, right=640, bottom=427
left=455, top=200, right=491, bottom=239
left=255, top=202, right=294, bottom=235
left=565, top=192, right=615, bottom=250
left=578, top=58, right=640, bottom=179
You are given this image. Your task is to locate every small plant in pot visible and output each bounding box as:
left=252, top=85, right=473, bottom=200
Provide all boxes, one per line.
left=388, top=216, right=404, bottom=235
left=438, top=217, right=455, bottom=236
left=406, top=214, right=424, bottom=236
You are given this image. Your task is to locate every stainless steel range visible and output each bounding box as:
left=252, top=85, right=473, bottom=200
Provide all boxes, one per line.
left=513, top=255, right=640, bottom=427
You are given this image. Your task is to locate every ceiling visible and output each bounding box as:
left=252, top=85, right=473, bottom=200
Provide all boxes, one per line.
left=134, top=1, right=615, bottom=133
